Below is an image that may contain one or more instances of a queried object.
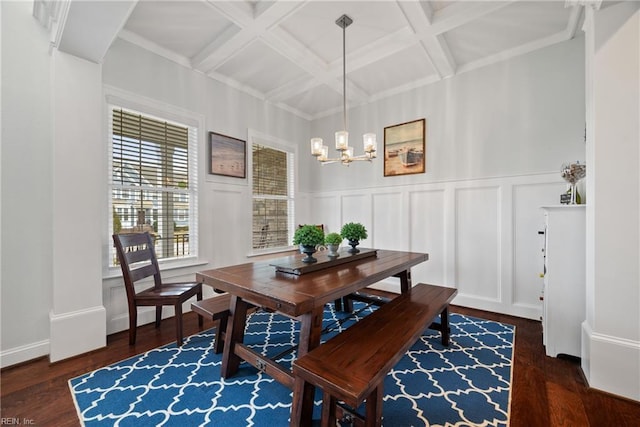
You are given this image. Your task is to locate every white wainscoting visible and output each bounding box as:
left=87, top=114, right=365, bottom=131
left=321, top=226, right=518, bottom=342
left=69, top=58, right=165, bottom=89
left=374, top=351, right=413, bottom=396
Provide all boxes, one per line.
left=309, top=173, right=567, bottom=319
left=101, top=173, right=568, bottom=333
left=373, top=192, right=405, bottom=250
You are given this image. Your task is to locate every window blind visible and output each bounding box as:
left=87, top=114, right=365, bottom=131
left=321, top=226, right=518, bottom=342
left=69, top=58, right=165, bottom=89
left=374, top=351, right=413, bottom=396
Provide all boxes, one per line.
left=110, top=108, right=197, bottom=264
left=252, top=144, right=295, bottom=250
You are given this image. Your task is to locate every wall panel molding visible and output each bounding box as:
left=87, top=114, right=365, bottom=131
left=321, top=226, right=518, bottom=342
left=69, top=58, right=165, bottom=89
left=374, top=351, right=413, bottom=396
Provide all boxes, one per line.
left=310, top=172, right=562, bottom=319
left=455, top=185, right=501, bottom=302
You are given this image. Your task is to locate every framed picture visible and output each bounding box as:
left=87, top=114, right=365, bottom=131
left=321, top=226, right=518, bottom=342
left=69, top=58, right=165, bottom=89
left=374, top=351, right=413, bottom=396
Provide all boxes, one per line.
left=209, top=132, right=246, bottom=178
left=383, top=118, right=426, bottom=177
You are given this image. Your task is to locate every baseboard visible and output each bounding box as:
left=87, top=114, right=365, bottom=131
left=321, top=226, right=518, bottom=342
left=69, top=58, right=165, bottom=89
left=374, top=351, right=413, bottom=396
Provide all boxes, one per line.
left=449, top=293, right=541, bottom=321
left=49, top=305, right=107, bottom=363
left=582, top=322, right=640, bottom=402
left=0, top=339, right=50, bottom=369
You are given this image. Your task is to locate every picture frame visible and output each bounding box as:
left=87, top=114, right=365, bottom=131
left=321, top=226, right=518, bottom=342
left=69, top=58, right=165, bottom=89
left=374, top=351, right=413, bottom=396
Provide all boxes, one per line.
left=209, top=131, right=246, bottom=178
left=383, top=118, right=426, bottom=177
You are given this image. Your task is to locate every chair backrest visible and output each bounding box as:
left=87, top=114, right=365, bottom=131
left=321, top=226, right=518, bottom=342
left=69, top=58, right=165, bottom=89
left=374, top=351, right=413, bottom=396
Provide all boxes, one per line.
left=113, top=232, right=162, bottom=300
left=298, top=224, right=324, bottom=232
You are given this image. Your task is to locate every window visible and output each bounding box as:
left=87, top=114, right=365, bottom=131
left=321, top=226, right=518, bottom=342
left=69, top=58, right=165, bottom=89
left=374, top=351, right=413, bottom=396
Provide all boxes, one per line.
left=252, top=143, right=294, bottom=250
left=110, top=107, right=197, bottom=265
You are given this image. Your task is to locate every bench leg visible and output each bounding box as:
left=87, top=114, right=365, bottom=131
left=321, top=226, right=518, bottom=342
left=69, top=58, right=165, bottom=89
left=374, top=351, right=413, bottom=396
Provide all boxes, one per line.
left=441, top=307, right=450, bottom=346
left=197, top=291, right=203, bottom=328
left=213, top=313, right=228, bottom=354
left=395, top=269, right=412, bottom=293
left=320, top=392, right=336, bottom=427
left=290, top=376, right=315, bottom=427
left=365, top=384, right=384, bottom=427
left=334, top=297, right=353, bottom=313
left=221, top=296, right=249, bottom=378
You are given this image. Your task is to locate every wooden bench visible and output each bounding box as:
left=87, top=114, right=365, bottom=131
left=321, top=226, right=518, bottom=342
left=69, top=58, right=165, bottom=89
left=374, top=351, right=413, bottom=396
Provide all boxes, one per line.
left=291, top=283, right=458, bottom=427
left=191, top=294, right=231, bottom=354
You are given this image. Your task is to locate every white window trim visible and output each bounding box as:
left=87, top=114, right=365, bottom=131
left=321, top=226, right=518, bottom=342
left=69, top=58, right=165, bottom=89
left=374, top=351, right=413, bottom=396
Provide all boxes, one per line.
left=103, top=85, right=205, bottom=275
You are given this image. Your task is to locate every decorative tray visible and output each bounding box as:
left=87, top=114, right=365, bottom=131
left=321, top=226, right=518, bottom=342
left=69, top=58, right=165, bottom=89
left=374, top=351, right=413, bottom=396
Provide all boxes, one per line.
left=270, top=248, right=377, bottom=275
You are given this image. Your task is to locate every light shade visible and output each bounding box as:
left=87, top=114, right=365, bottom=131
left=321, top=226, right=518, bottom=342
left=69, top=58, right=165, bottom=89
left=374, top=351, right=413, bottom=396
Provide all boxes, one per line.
left=363, top=133, right=376, bottom=153
left=335, top=131, right=349, bottom=151
left=311, top=138, right=324, bottom=156
left=320, top=145, right=329, bottom=161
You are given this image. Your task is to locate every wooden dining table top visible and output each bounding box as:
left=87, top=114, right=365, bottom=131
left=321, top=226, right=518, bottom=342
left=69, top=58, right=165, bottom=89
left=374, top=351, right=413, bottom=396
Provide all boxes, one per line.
left=195, top=248, right=429, bottom=318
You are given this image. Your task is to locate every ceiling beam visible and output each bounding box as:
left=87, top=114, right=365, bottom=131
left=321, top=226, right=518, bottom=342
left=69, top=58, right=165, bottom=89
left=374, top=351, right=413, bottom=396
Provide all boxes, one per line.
left=193, top=0, right=305, bottom=72
left=54, top=0, right=137, bottom=64
left=428, top=0, right=515, bottom=35
left=397, top=1, right=456, bottom=79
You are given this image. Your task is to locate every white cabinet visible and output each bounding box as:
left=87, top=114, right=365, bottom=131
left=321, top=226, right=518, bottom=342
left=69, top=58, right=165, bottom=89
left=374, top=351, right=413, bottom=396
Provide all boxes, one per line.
left=540, top=205, right=586, bottom=358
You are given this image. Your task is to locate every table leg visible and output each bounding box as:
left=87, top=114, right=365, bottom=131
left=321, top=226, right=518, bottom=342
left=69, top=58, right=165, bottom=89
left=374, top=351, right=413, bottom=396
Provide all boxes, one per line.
left=397, top=269, right=412, bottom=293
left=221, top=295, right=249, bottom=379
left=291, top=305, right=324, bottom=426
left=297, top=305, right=324, bottom=356
left=441, top=306, right=450, bottom=346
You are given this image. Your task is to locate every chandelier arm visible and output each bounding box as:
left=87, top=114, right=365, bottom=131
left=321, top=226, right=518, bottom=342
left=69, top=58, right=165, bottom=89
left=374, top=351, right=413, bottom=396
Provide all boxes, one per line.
left=318, top=159, right=341, bottom=165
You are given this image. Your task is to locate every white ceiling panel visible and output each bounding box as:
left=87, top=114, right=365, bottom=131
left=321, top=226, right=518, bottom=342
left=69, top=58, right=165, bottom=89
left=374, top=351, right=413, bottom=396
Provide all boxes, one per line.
left=53, top=0, right=585, bottom=119
left=444, top=1, right=574, bottom=65
left=279, top=1, right=409, bottom=64
left=215, top=40, right=310, bottom=94
left=284, top=83, right=346, bottom=118
left=349, top=43, right=438, bottom=95
left=125, top=0, right=238, bottom=59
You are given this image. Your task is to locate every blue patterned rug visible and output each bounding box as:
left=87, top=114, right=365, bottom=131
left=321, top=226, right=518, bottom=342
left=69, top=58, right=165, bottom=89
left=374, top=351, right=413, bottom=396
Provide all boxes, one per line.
left=69, top=302, right=514, bottom=426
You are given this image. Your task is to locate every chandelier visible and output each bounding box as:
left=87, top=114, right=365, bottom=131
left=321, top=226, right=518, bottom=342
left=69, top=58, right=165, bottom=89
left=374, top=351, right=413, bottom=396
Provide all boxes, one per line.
left=310, top=14, right=377, bottom=165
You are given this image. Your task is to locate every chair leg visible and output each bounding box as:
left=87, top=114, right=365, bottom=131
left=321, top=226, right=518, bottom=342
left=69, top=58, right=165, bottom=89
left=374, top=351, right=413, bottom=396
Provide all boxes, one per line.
left=175, top=303, right=184, bottom=346
left=129, top=306, right=138, bottom=345
left=155, top=306, right=162, bottom=328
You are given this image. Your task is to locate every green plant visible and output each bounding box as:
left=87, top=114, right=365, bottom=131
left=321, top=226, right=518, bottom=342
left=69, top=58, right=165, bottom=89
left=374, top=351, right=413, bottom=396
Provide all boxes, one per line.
left=341, top=222, right=368, bottom=241
left=293, top=225, right=325, bottom=247
left=324, top=232, right=343, bottom=245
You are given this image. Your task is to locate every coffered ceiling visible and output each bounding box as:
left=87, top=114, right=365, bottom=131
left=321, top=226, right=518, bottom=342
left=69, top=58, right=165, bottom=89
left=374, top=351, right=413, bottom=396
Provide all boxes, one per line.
left=45, top=1, right=585, bottom=120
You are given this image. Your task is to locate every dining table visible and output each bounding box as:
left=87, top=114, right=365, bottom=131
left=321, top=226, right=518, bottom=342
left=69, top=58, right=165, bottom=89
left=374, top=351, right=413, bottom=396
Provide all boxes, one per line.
left=195, top=248, right=429, bottom=425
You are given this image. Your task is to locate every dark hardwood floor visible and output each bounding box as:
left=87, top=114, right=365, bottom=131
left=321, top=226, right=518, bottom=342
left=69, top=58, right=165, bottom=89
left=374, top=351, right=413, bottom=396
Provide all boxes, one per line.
left=2, top=305, right=639, bottom=426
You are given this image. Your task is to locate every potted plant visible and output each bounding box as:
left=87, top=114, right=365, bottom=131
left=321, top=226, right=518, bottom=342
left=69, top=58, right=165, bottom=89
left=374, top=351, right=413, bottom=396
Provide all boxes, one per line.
left=293, top=225, right=325, bottom=263
left=340, top=222, right=368, bottom=254
left=324, top=232, right=343, bottom=258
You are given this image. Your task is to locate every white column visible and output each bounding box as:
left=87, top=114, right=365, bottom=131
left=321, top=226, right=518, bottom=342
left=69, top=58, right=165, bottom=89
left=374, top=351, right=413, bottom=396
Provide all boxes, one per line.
left=582, top=1, right=640, bottom=401
left=49, top=49, right=106, bottom=362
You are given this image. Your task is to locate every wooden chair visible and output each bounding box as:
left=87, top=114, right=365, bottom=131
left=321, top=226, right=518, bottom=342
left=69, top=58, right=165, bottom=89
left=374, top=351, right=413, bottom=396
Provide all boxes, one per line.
left=298, top=224, right=324, bottom=231
left=113, top=232, right=203, bottom=346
